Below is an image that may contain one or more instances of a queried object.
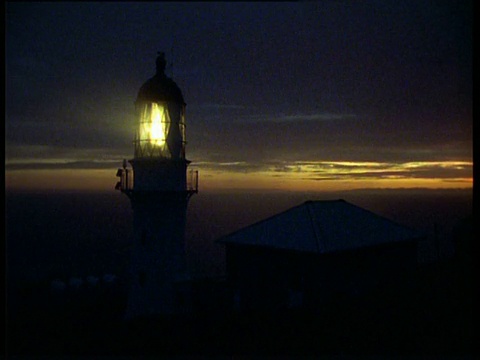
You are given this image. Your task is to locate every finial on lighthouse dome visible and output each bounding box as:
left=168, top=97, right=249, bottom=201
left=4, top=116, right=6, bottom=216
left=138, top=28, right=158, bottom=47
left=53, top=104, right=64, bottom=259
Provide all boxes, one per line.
left=136, top=52, right=185, bottom=104
left=156, top=51, right=167, bottom=75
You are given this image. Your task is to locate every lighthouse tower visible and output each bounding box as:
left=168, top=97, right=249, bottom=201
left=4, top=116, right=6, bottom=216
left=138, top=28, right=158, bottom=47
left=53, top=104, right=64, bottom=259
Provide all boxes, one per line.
left=116, top=52, right=198, bottom=318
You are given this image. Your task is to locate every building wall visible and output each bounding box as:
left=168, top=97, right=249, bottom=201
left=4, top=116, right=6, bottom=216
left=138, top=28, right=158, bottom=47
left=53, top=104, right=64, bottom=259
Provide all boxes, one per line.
left=226, top=240, right=418, bottom=312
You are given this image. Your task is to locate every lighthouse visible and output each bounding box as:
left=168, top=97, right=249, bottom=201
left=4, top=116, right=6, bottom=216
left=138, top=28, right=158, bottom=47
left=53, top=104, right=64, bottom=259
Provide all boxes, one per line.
left=116, top=52, right=198, bottom=318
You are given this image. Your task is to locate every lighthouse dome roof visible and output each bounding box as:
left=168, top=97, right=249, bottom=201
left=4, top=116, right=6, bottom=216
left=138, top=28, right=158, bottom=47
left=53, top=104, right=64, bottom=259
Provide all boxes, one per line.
left=136, top=53, right=185, bottom=104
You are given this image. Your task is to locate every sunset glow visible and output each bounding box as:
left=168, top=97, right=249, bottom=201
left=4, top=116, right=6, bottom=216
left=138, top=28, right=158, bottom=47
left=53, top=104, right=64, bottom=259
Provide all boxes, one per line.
left=5, top=159, right=472, bottom=193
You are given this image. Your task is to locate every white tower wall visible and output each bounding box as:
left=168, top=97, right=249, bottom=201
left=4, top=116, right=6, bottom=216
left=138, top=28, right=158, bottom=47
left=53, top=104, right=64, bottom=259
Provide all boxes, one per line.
left=125, top=193, right=190, bottom=318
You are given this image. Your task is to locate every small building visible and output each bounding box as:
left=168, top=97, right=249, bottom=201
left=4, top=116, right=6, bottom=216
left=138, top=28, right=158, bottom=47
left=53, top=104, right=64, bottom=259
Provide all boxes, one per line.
left=218, top=200, right=424, bottom=312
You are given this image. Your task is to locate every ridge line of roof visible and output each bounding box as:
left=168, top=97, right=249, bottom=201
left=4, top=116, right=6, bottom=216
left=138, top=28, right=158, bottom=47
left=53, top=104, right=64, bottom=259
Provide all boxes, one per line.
left=340, top=200, right=424, bottom=236
left=304, top=199, right=345, bottom=204
left=216, top=199, right=346, bottom=244
left=305, top=201, right=322, bottom=254
left=215, top=201, right=308, bottom=244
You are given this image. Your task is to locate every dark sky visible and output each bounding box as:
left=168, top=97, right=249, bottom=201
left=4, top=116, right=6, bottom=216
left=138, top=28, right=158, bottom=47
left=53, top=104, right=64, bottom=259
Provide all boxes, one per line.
left=5, top=1, right=473, bottom=191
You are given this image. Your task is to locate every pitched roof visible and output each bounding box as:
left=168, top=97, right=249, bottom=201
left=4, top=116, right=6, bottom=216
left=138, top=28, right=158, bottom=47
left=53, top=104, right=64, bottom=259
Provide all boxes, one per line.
left=217, top=200, right=424, bottom=254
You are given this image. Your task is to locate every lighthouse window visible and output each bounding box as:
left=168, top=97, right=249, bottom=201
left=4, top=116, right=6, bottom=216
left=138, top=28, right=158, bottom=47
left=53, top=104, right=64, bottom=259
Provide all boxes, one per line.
left=140, top=103, right=167, bottom=147
left=134, top=101, right=186, bottom=159
left=135, top=102, right=170, bottom=158
left=150, top=103, right=166, bottom=145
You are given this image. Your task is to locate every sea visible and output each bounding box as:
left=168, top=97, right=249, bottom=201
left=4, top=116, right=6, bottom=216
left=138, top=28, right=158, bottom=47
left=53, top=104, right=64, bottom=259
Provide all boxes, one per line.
left=6, top=188, right=472, bottom=289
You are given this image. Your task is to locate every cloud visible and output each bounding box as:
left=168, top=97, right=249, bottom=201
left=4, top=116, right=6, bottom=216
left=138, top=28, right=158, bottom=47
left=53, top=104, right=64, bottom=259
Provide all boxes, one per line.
left=190, top=159, right=473, bottom=182
left=194, top=161, right=267, bottom=174
left=272, top=113, right=357, bottom=122
left=5, top=160, right=121, bottom=170
left=8, top=156, right=471, bottom=186
left=194, top=103, right=249, bottom=110
left=189, top=105, right=357, bottom=124
left=229, top=112, right=357, bottom=124
left=5, top=144, right=129, bottom=169
left=296, top=161, right=473, bottom=181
